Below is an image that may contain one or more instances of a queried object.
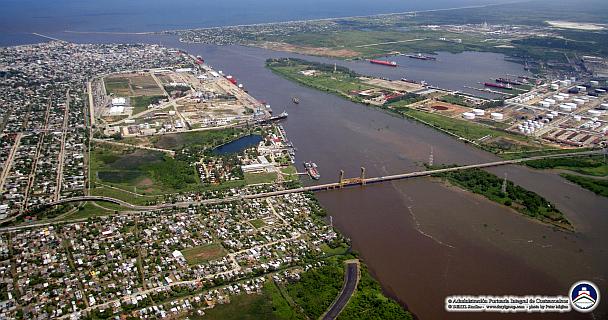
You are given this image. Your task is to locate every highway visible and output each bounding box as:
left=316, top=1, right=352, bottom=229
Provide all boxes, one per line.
left=322, top=260, right=360, bottom=320
left=19, top=149, right=601, bottom=216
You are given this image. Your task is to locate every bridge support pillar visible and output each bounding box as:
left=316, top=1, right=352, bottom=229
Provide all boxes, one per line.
left=360, top=167, right=366, bottom=186
left=339, top=170, right=344, bottom=188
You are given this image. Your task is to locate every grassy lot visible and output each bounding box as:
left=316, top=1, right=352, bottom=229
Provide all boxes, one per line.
left=63, top=202, right=129, bottom=221
left=149, top=128, right=249, bottom=151
left=526, top=155, right=607, bottom=177
left=104, top=77, right=131, bottom=96
left=130, top=95, right=166, bottom=115
left=182, top=244, right=227, bottom=265
left=197, top=293, right=274, bottom=320
left=280, top=165, right=299, bottom=182
left=265, top=281, right=306, bottom=320
left=245, top=172, right=277, bottom=185
left=267, top=59, right=374, bottom=103
left=192, top=280, right=304, bottom=320
left=433, top=168, right=572, bottom=230
left=250, top=218, right=266, bottom=229
left=561, top=174, right=608, bottom=198
left=90, top=142, right=200, bottom=196
left=320, top=243, right=350, bottom=256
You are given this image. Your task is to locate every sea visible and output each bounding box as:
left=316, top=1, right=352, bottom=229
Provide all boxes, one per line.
left=1, top=0, right=511, bottom=46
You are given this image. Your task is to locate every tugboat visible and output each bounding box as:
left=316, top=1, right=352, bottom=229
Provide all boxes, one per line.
left=304, top=161, right=320, bottom=180
left=292, top=97, right=300, bottom=104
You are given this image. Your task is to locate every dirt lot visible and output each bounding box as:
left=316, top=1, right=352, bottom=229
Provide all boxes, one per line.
left=256, top=41, right=361, bottom=58
left=363, top=78, right=423, bottom=92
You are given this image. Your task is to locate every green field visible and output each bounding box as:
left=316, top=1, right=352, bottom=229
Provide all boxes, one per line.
left=104, top=77, right=130, bottom=95
left=182, top=244, right=227, bottom=265
left=192, top=280, right=305, bottom=320
left=267, top=58, right=374, bottom=103
left=63, top=202, right=129, bottom=220
left=280, top=166, right=299, bottom=182
left=130, top=95, right=166, bottom=115
left=90, top=143, right=200, bottom=196
left=250, top=219, right=266, bottom=229
left=245, top=172, right=277, bottom=185
left=433, top=168, right=572, bottom=230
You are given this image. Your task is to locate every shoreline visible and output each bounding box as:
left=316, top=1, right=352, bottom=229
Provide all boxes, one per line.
left=46, top=1, right=526, bottom=36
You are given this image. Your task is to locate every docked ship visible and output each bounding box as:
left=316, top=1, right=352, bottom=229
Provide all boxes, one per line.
left=484, top=82, right=513, bottom=90
left=304, top=161, right=320, bottom=180
left=271, top=111, right=288, bottom=120
left=495, top=77, right=524, bottom=86
left=369, top=59, right=398, bottom=67
left=292, top=97, right=300, bottom=104
left=407, top=53, right=437, bottom=61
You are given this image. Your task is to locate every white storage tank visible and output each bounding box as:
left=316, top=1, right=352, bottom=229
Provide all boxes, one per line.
left=589, top=109, right=602, bottom=117
left=462, top=112, right=476, bottom=120
left=566, top=103, right=578, bottom=109
left=545, top=99, right=556, bottom=105
left=574, top=115, right=582, bottom=121
left=546, top=113, right=555, bottom=119
left=540, top=101, right=551, bottom=108
left=472, top=109, right=485, bottom=116
left=573, top=98, right=585, bottom=105
left=590, top=80, right=599, bottom=86
left=554, top=95, right=565, bottom=101
left=551, top=111, right=559, bottom=116
left=560, top=105, right=573, bottom=112
left=550, top=83, right=559, bottom=90
left=577, top=86, right=587, bottom=92
left=599, top=103, right=608, bottom=110
left=490, top=112, right=504, bottom=120
left=559, top=93, right=570, bottom=98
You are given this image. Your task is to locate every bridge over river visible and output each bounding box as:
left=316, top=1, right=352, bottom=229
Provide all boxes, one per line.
left=30, top=150, right=602, bottom=213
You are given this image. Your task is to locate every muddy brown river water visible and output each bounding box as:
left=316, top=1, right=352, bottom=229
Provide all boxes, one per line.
left=53, top=33, right=608, bottom=319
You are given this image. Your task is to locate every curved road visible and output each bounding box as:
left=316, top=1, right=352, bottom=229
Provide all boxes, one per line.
left=322, top=260, right=360, bottom=320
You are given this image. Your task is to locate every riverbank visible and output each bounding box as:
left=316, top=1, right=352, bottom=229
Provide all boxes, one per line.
left=266, top=57, right=568, bottom=156
left=431, top=168, right=574, bottom=231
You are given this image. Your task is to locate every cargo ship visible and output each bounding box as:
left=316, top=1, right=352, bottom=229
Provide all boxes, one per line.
left=304, top=161, right=320, bottom=180
left=369, top=59, right=398, bottom=67
left=407, top=53, right=437, bottom=61
left=495, top=78, right=523, bottom=86
left=484, top=82, right=513, bottom=90
left=225, top=75, right=237, bottom=85
left=270, top=111, right=288, bottom=121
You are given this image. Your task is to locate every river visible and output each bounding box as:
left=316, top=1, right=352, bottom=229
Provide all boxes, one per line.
left=16, top=34, right=608, bottom=319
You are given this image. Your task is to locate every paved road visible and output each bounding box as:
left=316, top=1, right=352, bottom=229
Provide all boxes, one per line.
left=322, top=261, right=360, bottom=320
left=1, top=149, right=601, bottom=225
